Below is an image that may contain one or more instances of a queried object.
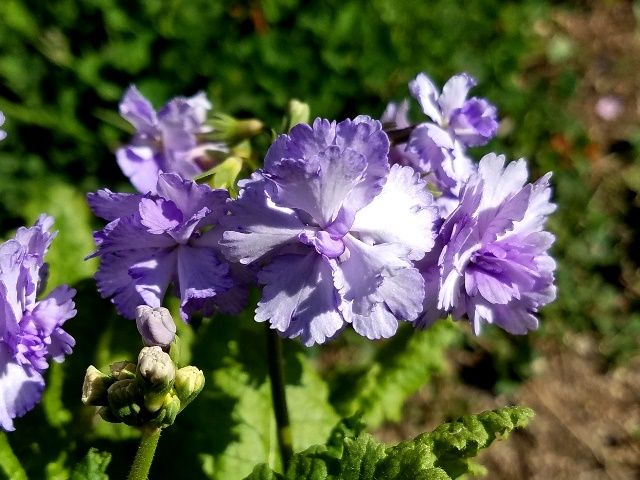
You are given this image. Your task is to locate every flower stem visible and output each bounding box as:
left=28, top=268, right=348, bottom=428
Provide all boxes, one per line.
left=128, top=427, right=161, bottom=480
left=266, top=326, right=293, bottom=471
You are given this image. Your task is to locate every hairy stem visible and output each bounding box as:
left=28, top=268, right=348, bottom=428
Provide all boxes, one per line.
left=266, top=326, right=293, bottom=471
left=128, top=427, right=161, bottom=480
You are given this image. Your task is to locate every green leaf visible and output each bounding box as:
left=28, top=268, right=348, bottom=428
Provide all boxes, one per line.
left=333, top=321, right=460, bottom=428
left=69, top=448, right=111, bottom=480
left=244, top=406, right=534, bottom=480
left=204, top=156, right=243, bottom=196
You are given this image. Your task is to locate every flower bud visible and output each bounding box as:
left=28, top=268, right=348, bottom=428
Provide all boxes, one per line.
left=286, top=99, right=310, bottom=130
left=137, top=346, right=176, bottom=412
left=135, top=306, right=176, bottom=348
left=107, top=378, right=142, bottom=424
left=174, top=366, right=205, bottom=411
left=150, top=391, right=181, bottom=428
left=110, top=361, right=137, bottom=380
left=210, top=113, right=264, bottom=143
left=81, top=365, right=113, bottom=406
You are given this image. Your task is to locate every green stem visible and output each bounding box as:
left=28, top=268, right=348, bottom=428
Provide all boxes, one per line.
left=266, top=326, right=293, bottom=471
left=128, top=427, right=161, bottom=480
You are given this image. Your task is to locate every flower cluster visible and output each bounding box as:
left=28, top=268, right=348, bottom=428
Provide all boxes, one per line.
left=0, top=216, right=76, bottom=431
left=88, top=173, right=245, bottom=322
left=89, top=72, right=555, bottom=347
left=117, top=86, right=227, bottom=194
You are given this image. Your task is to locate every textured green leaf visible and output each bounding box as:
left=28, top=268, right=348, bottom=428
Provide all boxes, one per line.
left=69, top=448, right=111, bottom=480
left=333, top=321, right=460, bottom=428
left=245, top=406, right=533, bottom=480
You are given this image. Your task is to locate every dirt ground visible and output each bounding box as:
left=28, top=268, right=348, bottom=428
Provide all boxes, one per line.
left=378, top=3, right=640, bottom=479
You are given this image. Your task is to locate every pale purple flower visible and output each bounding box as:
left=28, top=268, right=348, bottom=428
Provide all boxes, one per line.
left=409, top=72, right=498, bottom=147
left=116, top=86, right=227, bottom=194
left=88, top=173, right=243, bottom=321
left=595, top=95, right=623, bottom=121
left=0, top=111, right=6, bottom=141
left=221, top=117, right=438, bottom=345
left=417, top=153, right=556, bottom=334
left=0, top=215, right=76, bottom=431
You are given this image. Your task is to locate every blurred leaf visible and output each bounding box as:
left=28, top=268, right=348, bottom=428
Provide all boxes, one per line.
left=69, top=448, right=111, bottom=480
left=0, top=433, right=28, bottom=480
left=332, top=321, right=460, bottom=428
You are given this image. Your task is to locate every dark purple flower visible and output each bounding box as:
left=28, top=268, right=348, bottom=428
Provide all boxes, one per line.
left=116, top=86, right=227, bottom=194
left=88, top=173, right=243, bottom=321
left=409, top=72, right=498, bottom=147
left=221, top=117, right=438, bottom=345
left=417, top=154, right=556, bottom=334
left=1, top=215, right=76, bottom=431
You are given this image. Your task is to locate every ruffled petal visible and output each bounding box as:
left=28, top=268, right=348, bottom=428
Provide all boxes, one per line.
left=87, top=190, right=144, bottom=221
left=116, top=144, right=162, bottom=194
left=255, top=253, right=344, bottom=346
left=409, top=73, right=443, bottom=124
left=351, top=164, right=437, bottom=260
left=438, top=73, right=476, bottom=119
left=219, top=179, right=305, bottom=264
left=119, top=85, right=157, bottom=134
left=176, top=246, right=232, bottom=321
left=0, top=344, right=44, bottom=432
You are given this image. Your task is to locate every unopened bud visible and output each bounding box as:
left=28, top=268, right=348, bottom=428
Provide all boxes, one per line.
left=110, top=361, right=137, bottom=380
left=174, top=366, right=205, bottom=411
left=150, top=391, right=181, bottom=428
left=137, top=346, right=176, bottom=412
left=81, top=366, right=113, bottom=406
left=286, top=99, right=310, bottom=130
left=210, top=113, right=264, bottom=143
left=107, top=378, right=142, bottom=423
left=135, top=306, right=176, bottom=348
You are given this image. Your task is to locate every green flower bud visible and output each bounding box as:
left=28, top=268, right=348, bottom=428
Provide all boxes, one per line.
left=81, top=365, right=113, bottom=406
left=210, top=113, right=264, bottom=143
left=107, top=378, right=143, bottom=424
left=110, top=361, right=137, bottom=381
left=286, top=99, right=310, bottom=130
left=149, top=391, right=181, bottom=428
left=174, top=366, right=205, bottom=411
left=137, top=346, right=176, bottom=412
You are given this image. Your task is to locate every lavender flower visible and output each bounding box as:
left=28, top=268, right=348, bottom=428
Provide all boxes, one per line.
left=0, top=111, right=6, bottom=141
left=221, top=117, right=438, bottom=346
left=88, top=173, right=243, bottom=321
left=116, top=86, right=227, bottom=194
left=0, top=216, right=76, bottom=431
left=417, top=153, right=556, bottom=334
left=409, top=72, right=498, bottom=147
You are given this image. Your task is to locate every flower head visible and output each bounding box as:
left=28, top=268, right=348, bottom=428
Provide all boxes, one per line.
left=409, top=72, right=498, bottom=147
left=221, top=117, right=437, bottom=345
left=418, top=154, right=556, bottom=334
left=0, top=215, right=76, bottom=431
left=88, top=173, right=243, bottom=321
left=116, top=86, right=227, bottom=194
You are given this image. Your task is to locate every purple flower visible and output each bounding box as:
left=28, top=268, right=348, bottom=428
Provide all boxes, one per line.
left=417, top=153, right=556, bottom=334
left=409, top=72, right=498, bottom=147
left=88, top=173, right=243, bottom=322
left=0, top=216, right=76, bottom=431
left=221, top=117, right=438, bottom=345
left=0, top=111, right=6, bottom=141
left=116, top=86, right=227, bottom=194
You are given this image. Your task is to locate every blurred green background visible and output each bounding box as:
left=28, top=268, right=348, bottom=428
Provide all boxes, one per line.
left=1, top=0, right=639, bottom=478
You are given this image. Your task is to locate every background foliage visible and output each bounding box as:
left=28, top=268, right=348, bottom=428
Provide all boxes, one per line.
left=1, top=0, right=639, bottom=478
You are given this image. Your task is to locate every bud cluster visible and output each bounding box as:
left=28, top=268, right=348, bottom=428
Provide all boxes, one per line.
left=81, top=309, right=204, bottom=429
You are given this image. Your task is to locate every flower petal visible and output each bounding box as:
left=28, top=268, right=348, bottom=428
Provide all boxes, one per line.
left=256, top=253, right=344, bottom=346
